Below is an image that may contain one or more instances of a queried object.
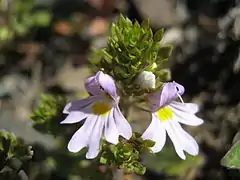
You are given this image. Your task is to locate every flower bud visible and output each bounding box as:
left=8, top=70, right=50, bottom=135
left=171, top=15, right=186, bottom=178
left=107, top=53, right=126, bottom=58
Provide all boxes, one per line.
left=136, top=71, right=156, bottom=89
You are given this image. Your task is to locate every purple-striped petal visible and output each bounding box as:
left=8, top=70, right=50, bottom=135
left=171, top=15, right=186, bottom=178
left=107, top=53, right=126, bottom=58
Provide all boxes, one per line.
left=61, top=111, right=86, bottom=124
left=85, top=71, right=118, bottom=100
left=163, top=121, right=186, bottom=159
left=148, top=82, right=185, bottom=111
left=163, top=120, right=199, bottom=159
left=67, top=115, right=97, bottom=153
left=169, top=103, right=204, bottom=126
left=170, top=101, right=199, bottom=114
left=159, top=82, right=185, bottom=108
left=170, top=120, right=199, bottom=156
left=98, top=71, right=118, bottom=100
left=63, top=96, right=97, bottom=114
left=142, top=113, right=166, bottom=153
left=85, top=71, right=103, bottom=96
left=113, top=106, right=132, bottom=140
left=148, top=91, right=162, bottom=112
left=86, top=116, right=105, bottom=159
left=104, top=109, right=119, bottom=145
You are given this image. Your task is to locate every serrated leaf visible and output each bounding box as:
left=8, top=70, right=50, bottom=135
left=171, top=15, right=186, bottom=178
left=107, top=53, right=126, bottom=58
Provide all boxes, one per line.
left=141, top=19, right=150, bottom=29
left=134, top=21, right=140, bottom=29
left=157, top=45, right=173, bottom=62
left=118, top=14, right=132, bottom=29
left=102, top=49, right=113, bottom=63
left=221, top=140, right=240, bottom=169
left=153, top=29, right=164, bottom=42
left=113, top=66, right=130, bottom=79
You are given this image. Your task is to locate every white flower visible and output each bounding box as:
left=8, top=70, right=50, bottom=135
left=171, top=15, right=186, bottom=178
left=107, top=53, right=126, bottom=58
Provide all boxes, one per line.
left=61, top=71, right=132, bottom=159
left=136, top=71, right=156, bottom=89
left=142, top=82, right=204, bottom=160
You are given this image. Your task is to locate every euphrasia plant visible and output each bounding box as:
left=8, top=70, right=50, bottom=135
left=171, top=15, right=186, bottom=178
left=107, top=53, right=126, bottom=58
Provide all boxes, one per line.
left=0, top=130, right=33, bottom=179
left=31, top=15, right=204, bottom=176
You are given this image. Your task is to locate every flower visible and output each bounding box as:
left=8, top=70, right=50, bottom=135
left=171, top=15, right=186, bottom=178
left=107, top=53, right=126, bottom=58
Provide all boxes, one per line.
left=136, top=71, right=156, bottom=89
left=61, top=71, right=132, bottom=159
left=141, top=82, right=204, bottom=159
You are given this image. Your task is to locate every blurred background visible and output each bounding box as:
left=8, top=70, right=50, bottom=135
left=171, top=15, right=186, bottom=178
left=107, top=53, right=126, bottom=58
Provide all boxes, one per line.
left=0, top=0, right=240, bottom=179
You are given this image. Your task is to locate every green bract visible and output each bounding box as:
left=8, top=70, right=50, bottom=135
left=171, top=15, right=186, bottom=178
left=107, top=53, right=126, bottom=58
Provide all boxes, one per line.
left=0, top=130, right=33, bottom=179
left=100, top=133, right=155, bottom=175
left=30, top=94, right=67, bottom=136
left=89, top=15, right=172, bottom=96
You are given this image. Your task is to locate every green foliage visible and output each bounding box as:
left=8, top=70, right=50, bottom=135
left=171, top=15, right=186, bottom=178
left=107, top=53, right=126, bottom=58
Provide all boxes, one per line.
left=100, top=133, right=155, bottom=175
left=155, top=69, right=171, bottom=83
left=142, top=145, right=204, bottom=177
left=0, top=130, right=33, bottom=179
left=89, top=15, right=173, bottom=96
left=221, top=140, right=240, bottom=169
left=30, top=94, right=67, bottom=136
left=0, top=0, right=52, bottom=41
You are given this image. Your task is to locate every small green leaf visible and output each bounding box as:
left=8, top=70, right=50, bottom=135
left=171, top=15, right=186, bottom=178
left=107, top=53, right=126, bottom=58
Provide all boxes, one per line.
left=100, top=156, right=108, bottom=164
left=155, top=69, right=171, bottom=82
left=153, top=29, right=164, bottom=42
left=132, top=161, right=146, bottom=175
left=143, top=140, right=155, bottom=148
left=102, top=49, right=113, bottom=64
left=109, top=145, right=118, bottom=155
left=157, top=45, right=173, bottom=62
left=134, top=21, right=140, bottom=29
left=221, top=140, right=240, bottom=169
left=122, top=143, right=133, bottom=157
left=113, top=66, right=130, bottom=79
left=141, top=19, right=150, bottom=29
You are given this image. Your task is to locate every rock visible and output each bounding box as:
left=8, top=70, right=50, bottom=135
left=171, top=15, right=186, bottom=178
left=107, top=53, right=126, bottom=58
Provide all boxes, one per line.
left=56, top=61, right=91, bottom=92
left=132, top=0, right=189, bottom=27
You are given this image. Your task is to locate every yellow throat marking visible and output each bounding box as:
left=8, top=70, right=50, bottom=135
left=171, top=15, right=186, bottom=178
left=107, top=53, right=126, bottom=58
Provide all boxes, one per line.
left=92, top=102, right=111, bottom=116
left=156, top=107, right=173, bottom=122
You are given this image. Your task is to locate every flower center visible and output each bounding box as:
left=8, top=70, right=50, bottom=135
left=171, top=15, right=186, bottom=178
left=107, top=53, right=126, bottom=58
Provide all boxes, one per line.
left=156, top=107, right=173, bottom=122
left=92, top=102, right=111, bottom=116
